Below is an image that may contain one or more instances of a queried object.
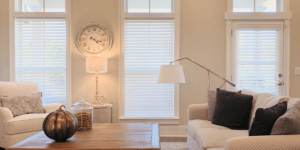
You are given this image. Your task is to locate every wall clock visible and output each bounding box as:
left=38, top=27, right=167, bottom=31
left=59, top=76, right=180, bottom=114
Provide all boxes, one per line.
left=76, top=22, right=113, bottom=55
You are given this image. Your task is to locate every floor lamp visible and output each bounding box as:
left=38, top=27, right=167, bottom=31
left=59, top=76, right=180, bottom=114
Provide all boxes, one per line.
left=86, top=56, right=107, bottom=104
left=157, top=57, right=235, bottom=89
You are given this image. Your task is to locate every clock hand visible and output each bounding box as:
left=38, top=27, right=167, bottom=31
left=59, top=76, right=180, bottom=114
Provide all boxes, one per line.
left=90, top=36, right=103, bottom=45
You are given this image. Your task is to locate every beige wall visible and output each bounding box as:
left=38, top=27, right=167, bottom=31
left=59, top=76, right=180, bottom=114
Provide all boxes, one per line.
left=289, top=0, right=300, bottom=98
left=71, top=0, right=120, bottom=123
left=179, top=0, right=228, bottom=124
left=0, top=0, right=299, bottom=125
left=0, top=0, right=10, bottom=81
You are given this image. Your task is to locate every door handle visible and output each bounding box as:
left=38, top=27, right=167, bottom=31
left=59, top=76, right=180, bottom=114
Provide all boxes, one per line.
left=278, top=82, right=284, bottom=86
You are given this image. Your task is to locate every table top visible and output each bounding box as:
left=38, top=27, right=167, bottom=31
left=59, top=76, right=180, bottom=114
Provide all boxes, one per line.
left=8, top=123, right=160, bottom=150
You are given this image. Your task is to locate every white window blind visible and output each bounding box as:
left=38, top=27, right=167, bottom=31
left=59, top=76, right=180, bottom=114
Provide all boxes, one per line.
left=124, top=20, right=175, bottom=118
left=15, top=18, right=67, bottom=105
left=232, top=23, right=284, bottom=95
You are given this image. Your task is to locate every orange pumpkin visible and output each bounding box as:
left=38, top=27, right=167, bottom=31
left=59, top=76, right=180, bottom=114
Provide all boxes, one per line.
left=43, top=105, right=78, bottom=142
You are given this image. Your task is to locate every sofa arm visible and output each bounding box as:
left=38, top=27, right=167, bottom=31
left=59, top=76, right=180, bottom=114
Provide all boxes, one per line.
left=0, top=107, right=13, bottom=147
left=44, top=103, right=62, bottom=113
left=188, top=103, right=208, bottom=120
left=225, top=135, right=300, bottom=150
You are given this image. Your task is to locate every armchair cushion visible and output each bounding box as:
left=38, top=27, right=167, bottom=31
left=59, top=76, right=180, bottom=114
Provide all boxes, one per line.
left=0, top=92, right=44, bottom=117
left=5, top=113, right=48, bottom=135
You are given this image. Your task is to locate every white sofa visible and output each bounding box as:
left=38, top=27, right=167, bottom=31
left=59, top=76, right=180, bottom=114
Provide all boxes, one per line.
left=0, top=82, right=61, bottom=148
left=187, top=90, right=300, bottom=150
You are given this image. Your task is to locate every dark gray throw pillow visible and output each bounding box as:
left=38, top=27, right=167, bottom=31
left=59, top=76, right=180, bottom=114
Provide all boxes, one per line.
left=207, top=89, right=241, bottom=121
left=249, top=101, right=287, bottom=136
left=212, top=88, right=253, bottom=130
left=271, top=101, right=300, bottom=135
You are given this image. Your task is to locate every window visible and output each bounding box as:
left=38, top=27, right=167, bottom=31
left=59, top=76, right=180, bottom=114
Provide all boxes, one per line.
left=233, top=0, right=283, bottom=12
left=10, top=0, right=70, bottom=106
left=126, top=0, right=173, bottom=13
left=120, top=0, right=180, bottom=122
left=226, top=0, right=291, bottom=96
left=232, top=22, right=284, bottom=95
left=15, top=0, right=66, bottom=12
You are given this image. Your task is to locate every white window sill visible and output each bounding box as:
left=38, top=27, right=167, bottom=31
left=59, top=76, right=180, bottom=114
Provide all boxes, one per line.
left=119, top=117, right=179, bottom=125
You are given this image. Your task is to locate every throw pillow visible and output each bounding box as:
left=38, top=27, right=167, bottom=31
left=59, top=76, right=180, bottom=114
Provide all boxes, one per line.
left=0, top=92, right=44, bottom=117
left=207, top=89, right=241, bottom=121
left=212, top=88, right=253, bottom=130
left=271, top=101, right=300, bottom=135
left=249, top=101, right=287, bottom=136
left=249, top=95, right=289, bottom=128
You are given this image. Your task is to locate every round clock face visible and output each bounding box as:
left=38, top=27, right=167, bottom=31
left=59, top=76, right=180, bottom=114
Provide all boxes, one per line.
left=76, top=23, right=112, bottom=55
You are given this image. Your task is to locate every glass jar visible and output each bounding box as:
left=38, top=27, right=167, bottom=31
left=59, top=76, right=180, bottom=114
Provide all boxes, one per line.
left=71, top=98, right=93, bottom=131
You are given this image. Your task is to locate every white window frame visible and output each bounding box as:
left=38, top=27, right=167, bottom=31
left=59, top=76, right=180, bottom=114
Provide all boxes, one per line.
left=9, top=0, right=72, bottom=109
left=226, top=0, right=291, bottom=96
left=119, top=0, right=180, bottom=124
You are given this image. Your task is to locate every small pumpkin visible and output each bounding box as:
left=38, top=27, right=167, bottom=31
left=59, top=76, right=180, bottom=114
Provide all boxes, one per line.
left=43, top=105, right=78, bottom=142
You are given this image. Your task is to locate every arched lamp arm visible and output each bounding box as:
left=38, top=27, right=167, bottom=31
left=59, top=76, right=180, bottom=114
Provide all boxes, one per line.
left=170, top=57, right=236, bottom=87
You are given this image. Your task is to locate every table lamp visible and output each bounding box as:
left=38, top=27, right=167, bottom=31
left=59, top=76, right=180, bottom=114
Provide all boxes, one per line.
left=86, top=56, right=107, bottom=103
left=157, top=57, right=235, bottom=88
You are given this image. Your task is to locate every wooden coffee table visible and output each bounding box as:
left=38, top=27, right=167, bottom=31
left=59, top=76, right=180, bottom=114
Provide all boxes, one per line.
left=8, top=123, right=160, bottom=150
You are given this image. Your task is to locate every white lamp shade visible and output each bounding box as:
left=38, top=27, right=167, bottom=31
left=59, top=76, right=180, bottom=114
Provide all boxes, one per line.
left=86, top=56, right=107, bottom=73
left=157, top=65, right=186, bottom=83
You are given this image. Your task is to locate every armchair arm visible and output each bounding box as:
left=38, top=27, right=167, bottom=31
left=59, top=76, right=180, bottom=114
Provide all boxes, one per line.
left=44, top=103, right=62, bottom=113
left=225, top=135, right=300, bottom=150
left=0, top=107, right=13, bottom=147
left=188, top=103, right=208, bottom=120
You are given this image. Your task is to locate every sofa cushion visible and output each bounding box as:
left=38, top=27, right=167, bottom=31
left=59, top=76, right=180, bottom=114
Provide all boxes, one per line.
left=271, top=101, right=300, bottom=135
left=5, top=113, right=48, bottom=135
left=212, top=88, right=253, bottom=130
left=249, top=101, right=287, bottom=136
left=194, top=128, right=248, bottom=149
left=187, top=120, right=229, bottom=139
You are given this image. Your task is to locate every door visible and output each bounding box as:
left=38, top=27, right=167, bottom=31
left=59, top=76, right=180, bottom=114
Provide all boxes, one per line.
left=231, top=21, right=284, bottom=96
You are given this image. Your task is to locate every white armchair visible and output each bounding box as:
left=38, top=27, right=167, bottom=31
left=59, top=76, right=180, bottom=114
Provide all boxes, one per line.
left=0, top=82, right=61, bottom=148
